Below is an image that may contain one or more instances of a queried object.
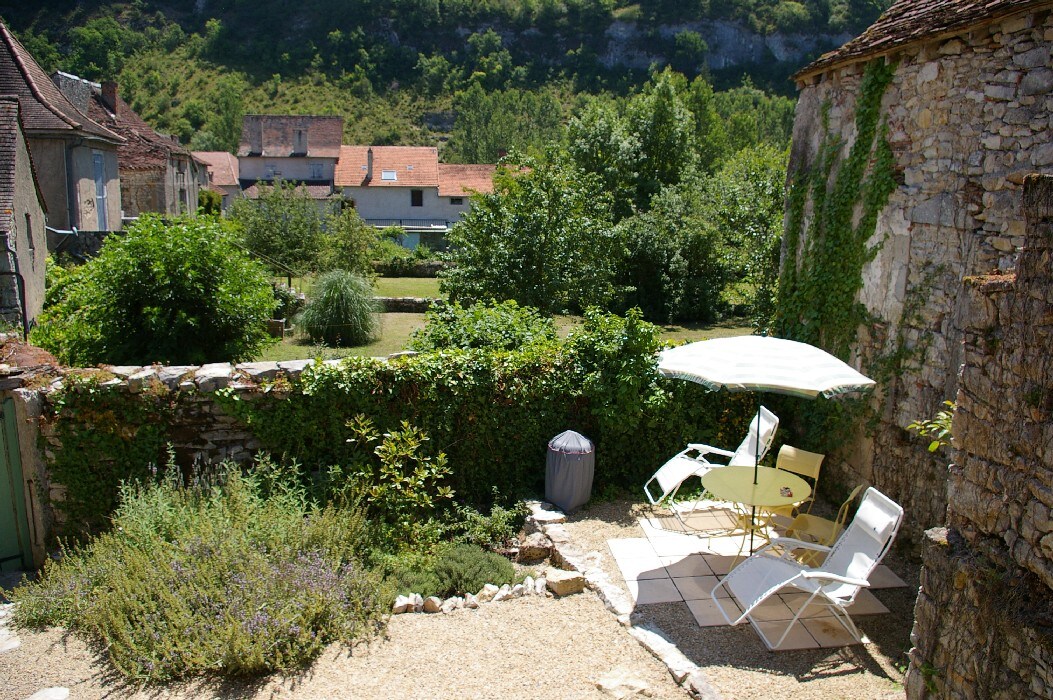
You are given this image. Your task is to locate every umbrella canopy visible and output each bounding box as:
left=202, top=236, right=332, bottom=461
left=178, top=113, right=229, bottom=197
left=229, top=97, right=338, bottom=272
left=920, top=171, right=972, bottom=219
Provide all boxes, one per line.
left=656, top=335, right=875, bottom=399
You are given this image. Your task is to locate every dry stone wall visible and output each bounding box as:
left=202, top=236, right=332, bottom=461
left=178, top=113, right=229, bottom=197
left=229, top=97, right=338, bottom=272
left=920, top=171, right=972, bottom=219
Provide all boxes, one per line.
left=905, top=176, right=1053, bottom=698
left=24, top=359, right=326, bottom=534
left=788, top=9, right=1053, bottom=536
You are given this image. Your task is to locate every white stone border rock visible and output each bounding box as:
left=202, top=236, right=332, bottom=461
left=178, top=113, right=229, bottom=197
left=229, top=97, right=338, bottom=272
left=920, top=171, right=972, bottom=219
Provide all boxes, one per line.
left=525, top=501, right=724, bottom=700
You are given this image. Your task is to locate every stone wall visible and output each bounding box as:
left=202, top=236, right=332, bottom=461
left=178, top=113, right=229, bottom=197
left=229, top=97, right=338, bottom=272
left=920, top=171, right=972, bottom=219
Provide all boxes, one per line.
left=905, top=175, right=1053, bottom=698
left=18, top=359, right=325, bottom=535
left=788, top=9, right=1053, bottom=537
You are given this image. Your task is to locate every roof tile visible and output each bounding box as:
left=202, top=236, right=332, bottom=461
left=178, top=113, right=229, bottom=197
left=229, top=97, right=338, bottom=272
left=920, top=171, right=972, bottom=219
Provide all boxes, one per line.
left=334, top=145, right=440, bottom=188
left=799, top=0, right=1053, bottom=78
left=0, top=22, right=121, bottom=142
left=437, top=163, right=496, bottom=197
left=193, top=151, right=240, bottom=187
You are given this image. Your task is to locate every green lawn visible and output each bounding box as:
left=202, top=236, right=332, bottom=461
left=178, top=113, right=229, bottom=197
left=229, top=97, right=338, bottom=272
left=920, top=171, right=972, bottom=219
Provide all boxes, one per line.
left=255, top=312, right=751, bottom=362
left=373, top=277, right=443, bottom=298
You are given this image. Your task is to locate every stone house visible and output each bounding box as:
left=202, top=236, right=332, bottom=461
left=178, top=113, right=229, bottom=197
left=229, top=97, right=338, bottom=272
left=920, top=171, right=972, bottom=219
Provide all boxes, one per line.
left=237, top=114, right=341, bottom=189
left=51, top=74, right=205, bottom=219
left=335, top=146, right=496, bottom=247
left=0, top=22, right=123, bottom=235
left=786, top=0, right=1053, bottom=538
left=0, top=96, right=47, bottom=328
left=193, top=150, right=241, bottom=210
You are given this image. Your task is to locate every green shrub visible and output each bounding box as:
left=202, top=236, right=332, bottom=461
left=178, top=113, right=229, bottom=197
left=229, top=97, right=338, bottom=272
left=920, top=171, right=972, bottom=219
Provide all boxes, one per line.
left=409, top=300, right=557, bottom=351
left=271, top=283, right=306, bottom=319
left=431, top=543, right=516, bottom=598
left=452, top=498, right=527, bottom=550
left=387, top=543, right=516, bottom=598
left=31, top=215, right=275, bottom=365
left=298, top=270, right=379, bottom=347
left=10, top=462, right=388, bottom=682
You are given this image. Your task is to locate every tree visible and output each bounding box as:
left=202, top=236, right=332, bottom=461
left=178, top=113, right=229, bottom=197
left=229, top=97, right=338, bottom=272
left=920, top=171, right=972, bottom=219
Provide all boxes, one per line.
left=567, top=97, right=640, bottom=222
left=693, top=144, right=788, bottom=329
left=440, top=153, right=618, bottom=314
left=31, top=216, right=274, bottom=366
left=627, top=69, right=696, bottom=210
left=228, top=180, right=327, bottom=275
left=447, top=84, right=564, bottom=163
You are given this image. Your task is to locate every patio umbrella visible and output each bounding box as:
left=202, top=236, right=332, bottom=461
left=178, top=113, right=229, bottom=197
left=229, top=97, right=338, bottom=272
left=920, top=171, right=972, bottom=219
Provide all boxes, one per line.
left=658, top=335, right=876, bottom=481
left=657, top=335, right=876, bottom=552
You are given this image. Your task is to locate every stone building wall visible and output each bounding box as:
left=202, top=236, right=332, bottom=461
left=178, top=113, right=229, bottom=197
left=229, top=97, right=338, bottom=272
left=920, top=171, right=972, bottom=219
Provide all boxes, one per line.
left=905, top=175, right=1053, bottom=698
left=787, top=9, right=1053, bottom=537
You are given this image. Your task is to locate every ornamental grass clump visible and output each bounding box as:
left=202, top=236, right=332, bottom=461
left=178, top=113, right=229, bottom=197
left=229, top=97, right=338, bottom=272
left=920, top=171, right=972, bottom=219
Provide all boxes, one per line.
left=298, top=270, right=379, bottom=347
left=10, top=462, right=388, bottom=682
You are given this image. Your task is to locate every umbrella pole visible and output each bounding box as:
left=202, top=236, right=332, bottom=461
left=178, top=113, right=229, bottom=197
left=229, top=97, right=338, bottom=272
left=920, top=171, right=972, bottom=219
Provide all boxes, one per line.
left=750, top=393, right=761, bottom=553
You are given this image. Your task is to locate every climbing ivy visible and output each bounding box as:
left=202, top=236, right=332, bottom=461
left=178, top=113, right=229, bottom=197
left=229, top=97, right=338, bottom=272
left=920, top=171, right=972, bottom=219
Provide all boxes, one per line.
left=772, top=59, right=898, bottom=453
left=775, top=58, right=898, bottom=359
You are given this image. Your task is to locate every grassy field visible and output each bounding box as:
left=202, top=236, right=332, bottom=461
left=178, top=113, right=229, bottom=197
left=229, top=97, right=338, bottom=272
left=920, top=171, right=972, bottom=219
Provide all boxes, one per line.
left=373, top=277, right=443, bottom=298
left=255, top=311, right=751, bottom=362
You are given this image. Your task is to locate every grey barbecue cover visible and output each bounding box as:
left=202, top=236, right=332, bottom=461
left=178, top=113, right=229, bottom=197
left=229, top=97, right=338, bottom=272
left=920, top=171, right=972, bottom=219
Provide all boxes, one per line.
left=545, top=430, right=595, bottom=514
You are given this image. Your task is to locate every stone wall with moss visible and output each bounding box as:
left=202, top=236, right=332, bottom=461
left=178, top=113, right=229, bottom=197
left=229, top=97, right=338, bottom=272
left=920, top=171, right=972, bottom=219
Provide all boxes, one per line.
left=905, top=175, right=1053, bottom=697
left=786, top=9, right=1053, bottom=537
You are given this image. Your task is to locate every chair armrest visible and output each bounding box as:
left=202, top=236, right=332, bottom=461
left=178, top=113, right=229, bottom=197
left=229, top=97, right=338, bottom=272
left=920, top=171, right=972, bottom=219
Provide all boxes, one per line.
left=799, top=570, right=871, bottom=587
left=687, top=443, right=735, bottom=458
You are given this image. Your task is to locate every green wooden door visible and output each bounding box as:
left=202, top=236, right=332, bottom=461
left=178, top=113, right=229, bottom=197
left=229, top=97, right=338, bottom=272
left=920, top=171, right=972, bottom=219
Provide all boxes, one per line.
left=0, top=398, right=30, bottom=572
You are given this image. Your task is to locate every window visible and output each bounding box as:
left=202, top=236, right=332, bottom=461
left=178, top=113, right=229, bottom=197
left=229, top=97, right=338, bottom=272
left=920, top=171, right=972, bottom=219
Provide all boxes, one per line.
left=25, top=213, right=33, bottom=253
left=411, top=189, right=423, bottom=207
left=450, top=197, right=464, bottom=206
left=92, top=150, right=108, bottom=230
left=310, top=162, right=324, bottom=180
left=381, top=170, right=397, bottom=181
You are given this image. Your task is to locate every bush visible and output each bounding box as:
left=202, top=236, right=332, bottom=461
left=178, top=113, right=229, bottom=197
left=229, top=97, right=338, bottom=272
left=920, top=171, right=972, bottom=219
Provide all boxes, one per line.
left=10, top=462, right=388, bottom=682
left=388, top=543, right=516, bottom=598
left=452, top=499, right=527, bottom=550
left=272, top=283, right=306, bottom=319
left=298, top=270, right=379, bottom=347
left=409, top=300, right=557, bottom=351
left=31, top=215, right=275, bottom=365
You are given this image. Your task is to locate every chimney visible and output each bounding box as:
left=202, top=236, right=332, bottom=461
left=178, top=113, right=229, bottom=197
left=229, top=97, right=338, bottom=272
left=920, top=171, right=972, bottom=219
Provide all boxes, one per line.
left=101, top=81, right=118, bottom=116
left=366, top=147, right=374, bottom=182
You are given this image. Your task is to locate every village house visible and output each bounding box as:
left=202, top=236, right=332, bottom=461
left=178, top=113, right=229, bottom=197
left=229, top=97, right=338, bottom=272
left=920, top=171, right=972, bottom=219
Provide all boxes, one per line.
left=0, top=22, right=123, bottom=236
left=0, top=96, right=47, bottom=329
left=192, top=150, right=240, bottom=210
left=335, top=146, right=496, bottom=247
left=51, top=73, right=205, bottom=219
left=237, top=114, right=342, bottom=212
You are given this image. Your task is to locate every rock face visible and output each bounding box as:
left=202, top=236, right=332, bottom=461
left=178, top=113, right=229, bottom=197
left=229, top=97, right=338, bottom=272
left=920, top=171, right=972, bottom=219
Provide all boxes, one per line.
left=788, top=8, right=1053, bottom=541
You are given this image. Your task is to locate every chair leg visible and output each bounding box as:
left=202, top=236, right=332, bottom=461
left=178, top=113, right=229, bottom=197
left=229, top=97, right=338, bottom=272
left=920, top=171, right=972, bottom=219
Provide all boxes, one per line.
left=771, top=589, right=823, bottom=649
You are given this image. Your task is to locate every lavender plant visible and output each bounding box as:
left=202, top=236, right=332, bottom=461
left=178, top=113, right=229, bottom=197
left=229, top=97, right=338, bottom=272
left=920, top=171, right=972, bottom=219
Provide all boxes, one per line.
left=10, top=461, right=388, bottom=681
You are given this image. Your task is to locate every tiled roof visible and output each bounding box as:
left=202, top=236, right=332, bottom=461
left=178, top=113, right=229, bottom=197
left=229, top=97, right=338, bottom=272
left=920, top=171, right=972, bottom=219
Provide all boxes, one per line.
left=242, top=183, right=334, bottom=200
left=193, top=151, right=240, bottom=187
left=334, top=146, right=440, bottom=188
left=237, top=115, right=343, bottom=158
left=437, top=164, right=496, bottom=197
left=87, top=85, right=190, bottom=170
left=0, top=23, right=121, bottom=142
left=0, top=96, right=46, bottom=234
left=799, top=0, right=1053, bottom=78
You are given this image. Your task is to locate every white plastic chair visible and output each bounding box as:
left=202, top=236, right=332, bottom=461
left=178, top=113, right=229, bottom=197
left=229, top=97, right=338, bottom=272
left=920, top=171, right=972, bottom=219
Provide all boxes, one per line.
left=644, top=407, right=779, bottom=529
left=710, top=486, right=903, bottom=650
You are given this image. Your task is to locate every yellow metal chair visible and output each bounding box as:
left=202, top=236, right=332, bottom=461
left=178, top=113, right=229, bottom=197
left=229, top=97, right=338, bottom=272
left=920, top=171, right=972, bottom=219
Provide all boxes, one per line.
left=764, top=445, right=825, bottom=526
left=786, top=483, right=866, bottom=563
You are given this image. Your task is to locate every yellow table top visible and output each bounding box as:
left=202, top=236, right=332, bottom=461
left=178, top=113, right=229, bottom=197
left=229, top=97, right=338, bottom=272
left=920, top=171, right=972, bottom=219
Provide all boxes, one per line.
left=699, top=466, right=811, bottom=508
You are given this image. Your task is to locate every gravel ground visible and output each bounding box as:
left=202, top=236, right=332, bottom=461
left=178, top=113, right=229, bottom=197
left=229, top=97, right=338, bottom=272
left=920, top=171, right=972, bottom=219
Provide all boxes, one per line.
left=0, top=593, right=688, bottom=700
left=563, top=499, right=920, bottom=700
left=1, top=497, right=919, bottom=700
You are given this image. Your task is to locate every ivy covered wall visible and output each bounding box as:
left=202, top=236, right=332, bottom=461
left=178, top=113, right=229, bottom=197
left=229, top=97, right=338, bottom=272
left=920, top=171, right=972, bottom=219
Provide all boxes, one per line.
left=781, top=9, right=1053, bottom=537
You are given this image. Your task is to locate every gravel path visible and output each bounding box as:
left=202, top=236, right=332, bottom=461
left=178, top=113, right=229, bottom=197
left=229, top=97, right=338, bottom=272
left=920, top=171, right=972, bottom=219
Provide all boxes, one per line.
left=0, top=594, right=687, bottom=700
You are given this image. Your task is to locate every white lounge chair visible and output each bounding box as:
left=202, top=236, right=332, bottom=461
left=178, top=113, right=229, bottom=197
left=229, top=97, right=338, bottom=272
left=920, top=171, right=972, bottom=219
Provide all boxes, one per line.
left=644, top=407, right=779, bottom=529
left=710, top=486, right=903, bottom=650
